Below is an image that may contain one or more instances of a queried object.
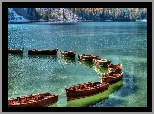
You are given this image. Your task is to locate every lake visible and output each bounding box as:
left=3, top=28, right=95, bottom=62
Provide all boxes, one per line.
left=8, top=22, right=147, bottom=107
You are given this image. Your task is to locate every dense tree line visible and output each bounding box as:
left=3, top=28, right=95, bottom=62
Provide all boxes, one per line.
left=22, top=8, right=148, bottom=21
left=69, top=8, right=147, bottom=21
left=10, top=8, right=147, bottom=21
left=25, top=8, right=41, bottom=20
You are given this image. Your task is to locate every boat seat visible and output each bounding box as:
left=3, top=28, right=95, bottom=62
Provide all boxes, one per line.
left=113, top=74, right=118, bottom=77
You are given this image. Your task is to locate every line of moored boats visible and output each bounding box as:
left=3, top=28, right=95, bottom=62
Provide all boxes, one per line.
left=8, top=48, right=111, bottom=67
left=8, top=48, right=124, bottom=107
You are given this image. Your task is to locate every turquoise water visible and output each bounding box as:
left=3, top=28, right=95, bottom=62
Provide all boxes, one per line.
left=8, top=22, right=147, bottom=107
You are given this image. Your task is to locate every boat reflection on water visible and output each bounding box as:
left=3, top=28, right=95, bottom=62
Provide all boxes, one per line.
left=60, top=55, right=76, bottom=65
left=78, top=60, right=109, bottom=73
left=78, top=60, right=94, bottom=68
left=92, top=65, right=108, bottom=74
left=28, top=55, right=58, bottom=61
left=8, top=53, right=23, bottom=58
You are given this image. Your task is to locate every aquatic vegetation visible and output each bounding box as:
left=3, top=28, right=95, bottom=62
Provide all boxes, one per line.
left=48, top=103, right=58, bottom=107
left=65, top=80, right=123, bottom=107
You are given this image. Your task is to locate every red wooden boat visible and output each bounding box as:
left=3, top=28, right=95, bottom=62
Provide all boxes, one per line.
left=78, top=54, right=99, bottom=61
left=65, top=82, right=109, bottom=101
left=60, top=50, right=76, bottom=57
left=101, top=71, right=124, bottom=84
left=8, top=92, right=58, bottom=107
left=8, top=48, right=23, bottom=54
left=108, top=64, right=122, bottom=73
left=28, top=48, right=58, bottom=55
left=93, top=58, right=111, bottom=67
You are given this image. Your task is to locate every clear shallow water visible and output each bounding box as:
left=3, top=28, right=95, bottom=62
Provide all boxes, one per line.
left=8, top=22, right=147, bottom=107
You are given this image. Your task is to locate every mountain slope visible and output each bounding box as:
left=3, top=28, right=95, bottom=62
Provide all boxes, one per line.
left=8, top=8, right=78, bottom=22
left=8, top=8, right=147, bottom=22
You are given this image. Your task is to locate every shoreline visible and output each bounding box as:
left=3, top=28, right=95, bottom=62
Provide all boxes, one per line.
left=8, top=20, right=146, bottom=24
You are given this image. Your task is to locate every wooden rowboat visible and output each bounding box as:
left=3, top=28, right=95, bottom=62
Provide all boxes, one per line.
left=8, top=48, right=24, bottom=54
left=28, top=48, right=58, bottom=55
left=108, top=64, right=122, bottom=73
left=101, top=71, right=124, bottom=84
left=78, top=54, right=99, bottom=61
left=65, top=82, right=109, bottom=101
left=60, top=50, right=76, bottom=57
left=93, top=58, right=111, bottom=67
left=8, top=92, right=58, bottom=107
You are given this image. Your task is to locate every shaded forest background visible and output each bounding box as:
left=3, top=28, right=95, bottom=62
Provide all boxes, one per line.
left=8, top=8, right=147, bottom=22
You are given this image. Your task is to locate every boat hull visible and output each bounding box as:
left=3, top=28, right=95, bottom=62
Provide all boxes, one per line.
left=8, top=49, right=23, bottom=54
left=78, top=54, right=99, bottom=61
left=108, top=64, right=122, bottom=73
left=65, top=82, right=109, bottom=101
left=28, top=49, right=58, bottom=55
left=108, top=64, right=122, bottom=69
left=60, top=51, right=76, bottom=57
left=8, top=93, right=58, bottom=107
left=93, top=59, right=111, bottom=67
left=102, top=72, right=124, bottom=84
